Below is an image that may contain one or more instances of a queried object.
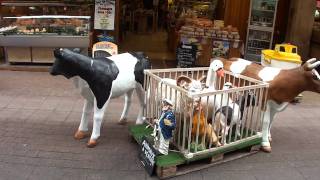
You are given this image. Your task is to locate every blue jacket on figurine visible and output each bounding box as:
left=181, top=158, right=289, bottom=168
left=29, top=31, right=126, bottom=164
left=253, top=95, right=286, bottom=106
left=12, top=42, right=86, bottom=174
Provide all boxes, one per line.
left=159, top=110, right=176, bottom=140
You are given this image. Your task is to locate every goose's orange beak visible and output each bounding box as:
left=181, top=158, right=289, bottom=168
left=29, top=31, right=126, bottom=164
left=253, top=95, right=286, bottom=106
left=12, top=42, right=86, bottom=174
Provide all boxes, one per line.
left=217, top=68, right=224, bottom=77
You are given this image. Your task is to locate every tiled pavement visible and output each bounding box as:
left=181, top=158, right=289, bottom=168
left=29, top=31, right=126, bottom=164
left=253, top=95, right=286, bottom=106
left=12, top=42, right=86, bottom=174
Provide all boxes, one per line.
left=0, top=70, right=320, bottom=180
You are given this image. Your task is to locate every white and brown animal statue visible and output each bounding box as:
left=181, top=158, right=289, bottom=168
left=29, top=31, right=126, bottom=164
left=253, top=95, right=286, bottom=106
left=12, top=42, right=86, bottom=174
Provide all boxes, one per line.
left=50, top=48, right=151, bottom=147
left=220, top=58, right=320, bottom=152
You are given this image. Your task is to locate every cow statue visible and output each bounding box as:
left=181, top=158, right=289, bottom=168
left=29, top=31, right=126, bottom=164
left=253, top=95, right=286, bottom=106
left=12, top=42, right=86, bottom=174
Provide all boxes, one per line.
left=50, top=48, right=151, bottom=147
left=218, top=57, right=320, bottom=152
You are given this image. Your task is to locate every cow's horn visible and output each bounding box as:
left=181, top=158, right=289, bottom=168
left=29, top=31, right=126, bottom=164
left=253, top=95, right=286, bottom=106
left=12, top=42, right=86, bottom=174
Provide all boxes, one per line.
left=306, top=58, right=317, bottom=64
left=304, top=58, right=319, bottom=71
left=307, top=60, right=320, bottom=70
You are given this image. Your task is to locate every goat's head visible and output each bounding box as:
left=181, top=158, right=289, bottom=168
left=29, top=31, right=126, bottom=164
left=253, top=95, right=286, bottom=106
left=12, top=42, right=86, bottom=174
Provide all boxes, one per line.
left=302, top=58, right=320, bottom=93
left=176, top=75, right=206, bottom=93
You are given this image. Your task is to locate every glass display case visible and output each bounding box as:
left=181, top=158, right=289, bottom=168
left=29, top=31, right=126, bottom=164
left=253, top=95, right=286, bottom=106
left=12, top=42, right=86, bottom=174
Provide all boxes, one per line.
left=1, top=15, right=90, bottom=36
left=245, top=0, right=278, bottom=62
left=0, top=15, right=91, bottom=63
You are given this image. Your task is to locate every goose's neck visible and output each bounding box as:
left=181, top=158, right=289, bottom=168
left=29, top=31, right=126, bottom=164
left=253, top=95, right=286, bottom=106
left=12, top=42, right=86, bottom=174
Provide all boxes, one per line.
left=206, top=69, right=216, bottom=89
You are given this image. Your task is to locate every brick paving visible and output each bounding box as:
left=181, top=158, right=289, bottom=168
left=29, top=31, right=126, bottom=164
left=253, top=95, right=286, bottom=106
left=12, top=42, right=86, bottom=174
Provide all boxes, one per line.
left=0, top=70, right=320, bottom=180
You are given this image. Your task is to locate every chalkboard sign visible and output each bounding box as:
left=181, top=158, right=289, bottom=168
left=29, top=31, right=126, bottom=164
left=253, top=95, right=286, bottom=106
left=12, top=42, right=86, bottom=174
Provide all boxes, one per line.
left=176, top=43, right=197, bottom=68
left=139, top=136, right=159, bottom=175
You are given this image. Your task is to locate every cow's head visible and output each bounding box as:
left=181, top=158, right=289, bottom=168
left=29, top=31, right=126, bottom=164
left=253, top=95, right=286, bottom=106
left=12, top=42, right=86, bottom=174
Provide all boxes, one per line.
left=50, top=48, right=81, bottom=78
left=303, top=58, right=320, bottom=93
left=131, top=51, right=151, bottom=69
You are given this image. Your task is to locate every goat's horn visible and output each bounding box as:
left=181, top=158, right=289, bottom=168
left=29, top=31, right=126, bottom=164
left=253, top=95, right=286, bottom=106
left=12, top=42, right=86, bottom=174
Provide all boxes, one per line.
left=308, top=61, right=320, bottom=70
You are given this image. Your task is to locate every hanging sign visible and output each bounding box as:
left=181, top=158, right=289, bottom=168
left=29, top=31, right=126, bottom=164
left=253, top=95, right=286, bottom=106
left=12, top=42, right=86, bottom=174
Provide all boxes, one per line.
left=94, top=0, right=115, bottom=30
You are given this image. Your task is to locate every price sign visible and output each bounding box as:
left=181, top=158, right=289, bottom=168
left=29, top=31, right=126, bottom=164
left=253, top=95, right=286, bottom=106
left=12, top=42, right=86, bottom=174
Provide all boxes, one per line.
left=94, top=0, right=115, bottom=30
left=139, top=136, right=159, bottom=175
left=176, top=43, right=197, bottom=68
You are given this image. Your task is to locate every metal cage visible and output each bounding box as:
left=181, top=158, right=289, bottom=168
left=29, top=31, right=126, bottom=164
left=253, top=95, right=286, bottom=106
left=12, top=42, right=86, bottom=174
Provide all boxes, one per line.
left=143, top=67, right=269, bottom=159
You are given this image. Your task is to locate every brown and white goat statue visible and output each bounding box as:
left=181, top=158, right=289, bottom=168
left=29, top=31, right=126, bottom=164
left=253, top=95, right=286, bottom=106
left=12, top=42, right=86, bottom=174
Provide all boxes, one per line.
left=220, top=58, right=320, bottom=152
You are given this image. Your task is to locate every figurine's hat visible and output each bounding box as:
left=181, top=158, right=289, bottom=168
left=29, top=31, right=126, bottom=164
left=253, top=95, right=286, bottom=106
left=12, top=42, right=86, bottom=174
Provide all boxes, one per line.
left=162, top=99, right=173, bottom=106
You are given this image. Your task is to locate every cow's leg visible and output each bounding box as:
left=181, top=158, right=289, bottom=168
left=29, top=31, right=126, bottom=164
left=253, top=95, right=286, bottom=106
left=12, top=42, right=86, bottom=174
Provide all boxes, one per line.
left=261, top=101, right=272, bottom=152
left=74, top=98, right=93, bottom=140
left=262, top=101, right=289, bottom=152
left=118, top=89, right=134, bottom=125
left=87, top=98, right=109, bottom=148
left=135, top=84, right=146, bottom=124
left=268, top=101, right=289, bottom=146
left=74, top=84, right=94, bottom=140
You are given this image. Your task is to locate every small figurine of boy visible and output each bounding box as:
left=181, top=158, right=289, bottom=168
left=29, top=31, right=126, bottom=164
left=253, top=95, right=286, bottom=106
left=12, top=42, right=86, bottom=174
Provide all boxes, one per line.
left=153, top=99, right=176, bottom=155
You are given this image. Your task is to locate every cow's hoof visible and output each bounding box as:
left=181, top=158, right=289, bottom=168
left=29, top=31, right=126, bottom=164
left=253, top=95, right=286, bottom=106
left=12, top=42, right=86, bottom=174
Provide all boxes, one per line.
left=86, top=139, right=98, bottom=148
left=74, top=130, right=89, bottom=140
left=118, top=118, right=127, bottom=125
left=260, top=146, right=272, bottom=153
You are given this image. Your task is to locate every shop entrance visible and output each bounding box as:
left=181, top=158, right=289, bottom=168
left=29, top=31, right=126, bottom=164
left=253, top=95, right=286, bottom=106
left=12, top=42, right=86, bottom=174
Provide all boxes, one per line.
left=119, top=0, right=175, bottom=68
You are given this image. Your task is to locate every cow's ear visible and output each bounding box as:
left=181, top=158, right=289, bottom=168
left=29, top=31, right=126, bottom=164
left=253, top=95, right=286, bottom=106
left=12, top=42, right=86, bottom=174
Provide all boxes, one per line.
left=177, top=75, right=192, bottom=90
left=73, top=48, right=81, bottom=53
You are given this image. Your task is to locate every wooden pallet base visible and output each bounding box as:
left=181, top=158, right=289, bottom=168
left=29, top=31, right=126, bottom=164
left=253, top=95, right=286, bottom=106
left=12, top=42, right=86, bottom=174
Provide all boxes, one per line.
left=157, top=144, right=261, bottom=179
left=128, top=124, right=262, bottom=179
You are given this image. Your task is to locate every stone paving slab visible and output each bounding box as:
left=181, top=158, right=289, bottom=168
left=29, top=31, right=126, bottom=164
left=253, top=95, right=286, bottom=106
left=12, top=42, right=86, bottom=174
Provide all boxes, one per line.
left=0, top=70, right=319, bottom=180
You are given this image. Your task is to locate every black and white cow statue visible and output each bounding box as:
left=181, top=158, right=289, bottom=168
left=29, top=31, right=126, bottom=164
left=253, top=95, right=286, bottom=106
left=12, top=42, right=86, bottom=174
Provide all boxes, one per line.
left=50, top=48, right=151, bottom=147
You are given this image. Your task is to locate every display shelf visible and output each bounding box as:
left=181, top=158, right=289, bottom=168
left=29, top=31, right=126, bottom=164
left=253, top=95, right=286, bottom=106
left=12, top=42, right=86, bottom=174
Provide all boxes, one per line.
left=252, top=9, right=275, bottom=13
left=245, top=0, right=278, bottom=62
left=248, top=38, right=270, bottom=42
left=247, top=25, right=273, bottom=32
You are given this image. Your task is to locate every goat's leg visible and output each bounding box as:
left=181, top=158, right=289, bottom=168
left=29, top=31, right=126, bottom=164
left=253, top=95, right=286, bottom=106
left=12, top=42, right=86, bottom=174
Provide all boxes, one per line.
left=74, top=98, right=93, bottom=140
left=87, top=98, right=109, bottom=148
left=135, top=84, right=146, bottom=124
left=118, top=89, right=134, bottom=125
left=224, top=126, right=230, bottom=145
left=207, top=124, right=221, bottom=147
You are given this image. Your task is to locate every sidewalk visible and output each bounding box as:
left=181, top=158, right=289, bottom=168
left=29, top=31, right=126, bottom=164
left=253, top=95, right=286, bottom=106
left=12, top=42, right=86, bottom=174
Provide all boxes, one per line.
left=0, top=70, right=320, bottom=180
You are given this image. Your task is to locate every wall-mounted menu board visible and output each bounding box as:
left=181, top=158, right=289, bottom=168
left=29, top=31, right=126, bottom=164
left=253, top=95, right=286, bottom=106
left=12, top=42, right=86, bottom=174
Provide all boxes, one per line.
left=176, top=43, right=197, bottom=67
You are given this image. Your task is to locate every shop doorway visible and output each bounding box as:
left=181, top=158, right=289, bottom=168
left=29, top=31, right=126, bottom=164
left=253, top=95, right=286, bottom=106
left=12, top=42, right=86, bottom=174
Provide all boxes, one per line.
left=119, top=0, right=175, bottom=68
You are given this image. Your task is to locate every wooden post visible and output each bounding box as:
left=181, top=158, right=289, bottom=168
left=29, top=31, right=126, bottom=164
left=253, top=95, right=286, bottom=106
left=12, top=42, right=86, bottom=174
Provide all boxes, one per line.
left=285, top=0, right=316, bottom=60
left=223, top=0, right=250, bottom=42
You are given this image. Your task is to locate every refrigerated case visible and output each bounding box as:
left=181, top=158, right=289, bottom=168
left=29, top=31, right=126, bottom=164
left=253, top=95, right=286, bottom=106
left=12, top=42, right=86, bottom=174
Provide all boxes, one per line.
left=0, top=15, right=90, bottom=63
left=245, top=0, right=278, bottom=62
